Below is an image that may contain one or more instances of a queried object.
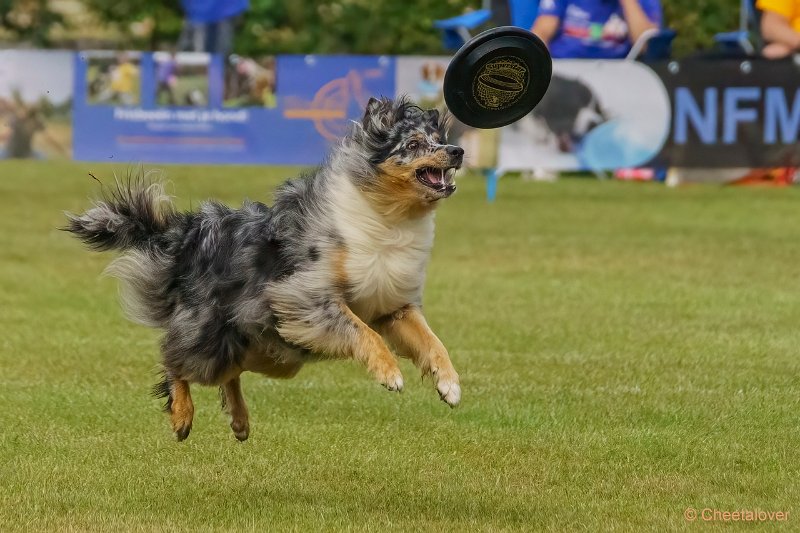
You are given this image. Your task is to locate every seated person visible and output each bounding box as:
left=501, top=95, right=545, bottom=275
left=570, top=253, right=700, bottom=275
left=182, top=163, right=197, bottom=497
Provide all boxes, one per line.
left=757, top=0, right=800, bottom=58
left=531, top=0, right=662, bottom=59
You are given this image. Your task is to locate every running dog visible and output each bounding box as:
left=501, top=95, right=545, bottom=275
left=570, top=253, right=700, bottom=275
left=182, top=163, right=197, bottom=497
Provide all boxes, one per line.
left=65, top=96, right=463, bottom=441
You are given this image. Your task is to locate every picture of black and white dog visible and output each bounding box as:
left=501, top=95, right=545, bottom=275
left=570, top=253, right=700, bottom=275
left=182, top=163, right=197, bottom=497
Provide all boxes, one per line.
left=65, top=97, right=463, bottom=442
left=515, top=74, right=608, bottom=153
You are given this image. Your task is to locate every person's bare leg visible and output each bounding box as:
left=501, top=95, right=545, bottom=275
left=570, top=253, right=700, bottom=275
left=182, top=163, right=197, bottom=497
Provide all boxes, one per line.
left=763, top=42, right=793, bottom=59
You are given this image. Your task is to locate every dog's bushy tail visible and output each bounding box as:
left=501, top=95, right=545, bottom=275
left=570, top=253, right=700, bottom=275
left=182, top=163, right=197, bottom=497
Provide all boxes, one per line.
left=64, top=176, right=177, bottom=252
left=65, top=175, right=180, bottom=328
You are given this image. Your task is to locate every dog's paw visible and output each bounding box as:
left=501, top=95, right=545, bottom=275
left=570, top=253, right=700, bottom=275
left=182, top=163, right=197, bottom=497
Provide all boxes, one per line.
left=436, top=379, right=461, bottom=407
left=174, top=422, right=192, bottom=441
left=171, top=408, right=194, bottom=441
left=372, top=358, right=404, bottom=392
left=432, top=366, right=460, bottom=407
left=230, top=420, right=250, bottom=442
left=381, top=371, right=404, bottom=392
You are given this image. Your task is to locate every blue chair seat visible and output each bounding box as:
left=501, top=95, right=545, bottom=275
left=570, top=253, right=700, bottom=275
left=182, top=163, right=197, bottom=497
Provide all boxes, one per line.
left=433, top=9, right=492, bottom=30
left=715, top=30, right=747, bottom=39
left=712, top=0, right=758, bottom=54
left=643, top=29, right=677, bottom=61
left=713, top=30, right=755, bottom=54
left=434, top=9, right=492, bottom=49
left=714, top=30, right=749, bottom=43
left=714, top=31, right=750, bottom=45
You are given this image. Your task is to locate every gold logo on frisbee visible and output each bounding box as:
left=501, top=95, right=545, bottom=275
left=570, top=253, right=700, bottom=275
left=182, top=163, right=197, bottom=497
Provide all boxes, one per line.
left=472, top=56, right=529, bottom=110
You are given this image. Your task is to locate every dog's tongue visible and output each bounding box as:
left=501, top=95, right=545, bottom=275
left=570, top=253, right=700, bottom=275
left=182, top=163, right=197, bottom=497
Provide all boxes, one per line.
left=425, top=168, right=445, bottom=186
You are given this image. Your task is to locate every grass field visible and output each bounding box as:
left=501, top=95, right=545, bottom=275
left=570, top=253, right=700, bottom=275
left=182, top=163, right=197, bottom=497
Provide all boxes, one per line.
left=1, top=161, right=799, bottom=531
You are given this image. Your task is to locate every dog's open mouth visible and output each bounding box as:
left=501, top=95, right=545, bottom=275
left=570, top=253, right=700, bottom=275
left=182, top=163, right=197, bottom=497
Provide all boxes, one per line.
left=415, top=167, right=458, bottom=194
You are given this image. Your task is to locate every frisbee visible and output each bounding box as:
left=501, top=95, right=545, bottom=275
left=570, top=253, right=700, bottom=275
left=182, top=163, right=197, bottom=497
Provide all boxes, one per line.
left=443, top=26, right=552, bottom=129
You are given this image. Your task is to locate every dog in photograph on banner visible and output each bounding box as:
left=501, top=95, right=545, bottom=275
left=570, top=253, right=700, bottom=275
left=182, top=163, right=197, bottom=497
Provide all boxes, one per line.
left=512, top=74, right=609, bottom=154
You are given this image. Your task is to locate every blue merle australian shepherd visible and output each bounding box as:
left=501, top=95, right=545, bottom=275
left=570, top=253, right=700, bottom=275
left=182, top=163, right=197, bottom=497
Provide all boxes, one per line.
left=66, top=97, right=464, bottom=441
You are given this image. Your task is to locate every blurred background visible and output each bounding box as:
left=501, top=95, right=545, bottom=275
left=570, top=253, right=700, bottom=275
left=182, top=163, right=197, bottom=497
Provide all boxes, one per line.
left=0, top=0, right=796, bottom=187
left=2, top=3, right=800, bottom=529
left=0, top=0, right=735, bottom=56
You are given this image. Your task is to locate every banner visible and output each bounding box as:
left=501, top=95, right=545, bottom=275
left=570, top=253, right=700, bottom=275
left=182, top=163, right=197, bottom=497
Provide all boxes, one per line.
left=497, top=60, right=670, bottom=172
left=0, top=50, right=73, bottom=160
left=0, top=50, right=794, bottom=169
left=279, top=55, right=396, bottom=163
left=72, top=53, right=395, bottom=164
left=654, top=58, right=800, bottom=168
left=497, top=58, right=800, bottom=171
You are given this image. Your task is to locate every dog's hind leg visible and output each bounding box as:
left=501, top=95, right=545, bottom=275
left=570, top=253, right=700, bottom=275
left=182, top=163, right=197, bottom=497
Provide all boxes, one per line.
left=169, top=379, right=194, bottom=441
left=220, top=376, right=250, bottom=442
left=153, top=375, right=195, bottom=440
left=378, top=305, right=461, bottom=407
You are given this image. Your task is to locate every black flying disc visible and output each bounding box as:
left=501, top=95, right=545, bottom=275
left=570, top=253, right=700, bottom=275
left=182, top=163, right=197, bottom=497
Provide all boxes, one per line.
left=444, top=26, right=552, bottom=129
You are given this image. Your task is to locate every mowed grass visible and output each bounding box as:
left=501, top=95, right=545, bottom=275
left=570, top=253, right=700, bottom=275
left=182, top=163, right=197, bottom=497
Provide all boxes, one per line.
left=1, top=160, right=799, bottom=531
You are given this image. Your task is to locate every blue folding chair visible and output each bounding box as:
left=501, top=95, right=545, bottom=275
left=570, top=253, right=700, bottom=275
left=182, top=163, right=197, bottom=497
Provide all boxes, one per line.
left=630, top=28, right=677, bottom=61
left=434, top=0, right=541, bottom=50
left=714, top=0, right=759, bottom=55
left=433, top=3, right=493, bottom=50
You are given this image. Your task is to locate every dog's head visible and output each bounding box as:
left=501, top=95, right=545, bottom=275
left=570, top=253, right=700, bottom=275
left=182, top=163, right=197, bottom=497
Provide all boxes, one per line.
left=352, top=97, right=464, bottom=217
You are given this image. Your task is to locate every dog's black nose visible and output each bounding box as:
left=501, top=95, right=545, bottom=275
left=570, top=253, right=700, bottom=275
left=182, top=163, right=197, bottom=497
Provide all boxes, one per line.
left=446, top=145, right=464, bottom=159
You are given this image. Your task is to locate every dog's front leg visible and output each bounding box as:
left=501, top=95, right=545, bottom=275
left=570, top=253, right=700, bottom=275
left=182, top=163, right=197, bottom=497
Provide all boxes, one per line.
left=378, top=305, right=461, bottom=407
left=277, top=300, right=404, bottom=392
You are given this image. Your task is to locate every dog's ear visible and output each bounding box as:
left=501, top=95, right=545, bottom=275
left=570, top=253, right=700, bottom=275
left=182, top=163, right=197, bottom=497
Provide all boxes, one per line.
left=364, top=97, right=382, bottom=117
left=403, top=106, right=423, bottom=121
left=362, top=97, right=387, bottom=131
left=424, top=108, right=440, bottom=125
left=362, top=97, right=400, bottom=139
left=436, top=109, right=452, bottom=142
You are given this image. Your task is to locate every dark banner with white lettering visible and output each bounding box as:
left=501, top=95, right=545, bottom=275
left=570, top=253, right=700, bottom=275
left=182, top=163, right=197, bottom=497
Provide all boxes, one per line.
left=653, top=58, right=800, bottom=168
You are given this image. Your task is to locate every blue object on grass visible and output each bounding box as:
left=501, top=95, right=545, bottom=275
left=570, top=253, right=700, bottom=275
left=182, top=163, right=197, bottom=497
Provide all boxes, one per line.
left=485, top=168, right=499, bottom=202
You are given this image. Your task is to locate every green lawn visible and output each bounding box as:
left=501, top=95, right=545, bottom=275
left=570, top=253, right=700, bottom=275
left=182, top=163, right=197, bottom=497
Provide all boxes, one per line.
left=1, top=161, right=798, bottom=531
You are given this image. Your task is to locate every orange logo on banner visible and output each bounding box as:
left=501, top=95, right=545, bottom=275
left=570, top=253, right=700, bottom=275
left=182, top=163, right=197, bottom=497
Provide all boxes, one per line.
left=283, top=68, right=384, bottom=140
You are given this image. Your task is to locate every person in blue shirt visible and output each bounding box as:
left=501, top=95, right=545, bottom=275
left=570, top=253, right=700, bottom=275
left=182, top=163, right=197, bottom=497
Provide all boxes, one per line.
left=179, top=0, right=250, bottom=55
left=531, top=0, right=662, bottom=59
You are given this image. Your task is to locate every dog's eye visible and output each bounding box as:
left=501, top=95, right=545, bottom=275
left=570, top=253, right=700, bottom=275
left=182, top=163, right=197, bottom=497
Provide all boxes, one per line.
left=407, top=141, right=419, bottom=151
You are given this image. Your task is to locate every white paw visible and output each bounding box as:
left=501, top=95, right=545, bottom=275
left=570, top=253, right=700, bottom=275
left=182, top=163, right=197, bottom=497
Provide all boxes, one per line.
left=383, top=372, right=404, bottom=392
left=436, top=379, right=461, bottom=407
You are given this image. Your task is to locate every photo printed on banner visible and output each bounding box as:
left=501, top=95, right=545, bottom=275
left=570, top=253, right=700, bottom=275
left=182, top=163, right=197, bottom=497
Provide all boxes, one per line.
left=498, top=60, right=671, bottom=172
left=0, top=50, right=74, bottom=159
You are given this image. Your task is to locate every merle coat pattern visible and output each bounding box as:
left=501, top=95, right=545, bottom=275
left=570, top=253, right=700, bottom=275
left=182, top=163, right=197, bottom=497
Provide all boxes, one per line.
left=66, top=97, right=464, bottom=441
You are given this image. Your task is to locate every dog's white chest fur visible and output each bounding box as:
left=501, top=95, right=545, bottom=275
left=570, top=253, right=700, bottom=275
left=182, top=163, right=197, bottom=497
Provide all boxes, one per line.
left=332, top=181, right=434, bottom=322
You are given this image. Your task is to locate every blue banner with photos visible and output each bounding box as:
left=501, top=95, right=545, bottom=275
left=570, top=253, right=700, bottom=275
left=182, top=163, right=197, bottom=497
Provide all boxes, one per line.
left=72, top=52, right=396, bottom=165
